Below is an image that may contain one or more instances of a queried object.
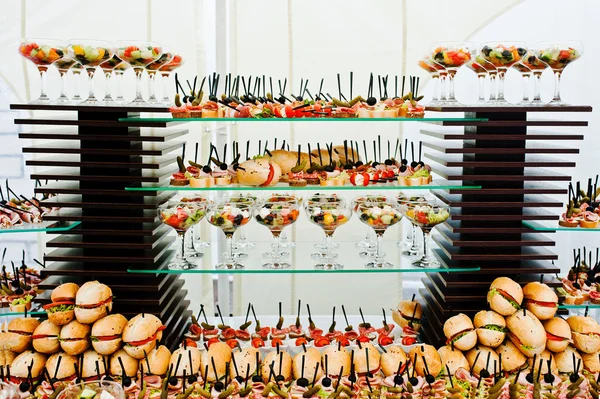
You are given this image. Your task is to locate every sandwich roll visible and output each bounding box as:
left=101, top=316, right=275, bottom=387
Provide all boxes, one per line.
left=140, top=345, right=171, bottom=376
left=261, top=350, right=292, bottom=382
left=310, top=149, right=340, bottom=167
left=352, top=342, right=381, bottom=375
left=527, top=350, right=557, bottom=375
left=487, top=277, right=523, bottom=316
left=523, top=282, right=558, bottom=320
left=0, top=350, right=16, bottom=375
left=5, top=318, right=40, bottom=353
left=44, top=283, right=78, bottom=326
left=582, top=351, right=600, bottom=374
left=45, top=352, right=78, bottom=382
left=293, top=348, right=323, bottom=381
left=59, top=320, right=90, bottom=356
left=169, top=347, right=202, bottom=377
left=230, top=347, right=260, bottom=380
left=474, top=310, right=506, bottom=348
left=567, top=315, right=600, bottom=354
left=10, top=351, right=47, bottom=382
left=122, top=314, right=165, bottom=359
left=466, top=346, right=500, bottom=376
left=74, top=281, right=113, bottom=324
left=443, top=313, right=477, bottom=351
left=333, top=145, right=361, bottom=165
left=201, top=342, right=232, bottom=382
left=438, top=346, right=469, bottom=376
left=381, top=346, right=407, bottom=377
left=91, top=313, right=128, bottom=355
left=554, top=346, right=583, bottom=375
left=495, top=341, right=527, bottom=374
left=110, top=348, right=139, bottom=377
left=81, top=349, right=108, bottom=379
left=236, top=158, right=282, bottom=187
left=407, top=345, right=442, bottom=377
left=267, top=150, right=309, bottom=174
left=543, top=317, right=573, bottom=353
left=506, top=309, right=546, bottom=357
left=391, top=300, right=422, bottom=332
left=321, top=346, right=351, bottom=377
left=32, top=320, right=61, bottom=354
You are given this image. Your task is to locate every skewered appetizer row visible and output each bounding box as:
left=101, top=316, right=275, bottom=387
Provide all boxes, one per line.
left=170, top=140, right=431, bottom=188
left=559, top=180, right=600, bottom=229
left=169, top=73, right=425, bottom=119
left=558, top=247, right=600, bottom=305
left=0, top=250, right=44, bottom=311
left=0, top=182, right=58, bottom=229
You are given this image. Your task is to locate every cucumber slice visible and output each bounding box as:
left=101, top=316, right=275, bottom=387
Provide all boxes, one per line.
left=79, top=388, right=97, bottom=399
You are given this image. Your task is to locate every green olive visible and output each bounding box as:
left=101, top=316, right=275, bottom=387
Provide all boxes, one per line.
left=276, top=317, right=284, bottom=330
left=197, top=389, right=211, bottom=399
left=201, top=322, right=215, bottom=330
left=489, top=378, right=506, bottom=394
left=238, top=386, right=253, bottom=398
left=218, top=386, right=234, bottom=399
left=177, top=156, right=186, bottom=173
left=272, top=385, right=288, bottom=398
left=262, top=382, right=274, bottom=397
left=543, top=393, right=557, bottom=399
left=387, top=387, right=403, bottom=393
left=138, top=381, right=147, bottom=399
left=447, top=387, right=461, bottom=394
left=303, top=386, right=322, bottom=398
left=176, top=386, right=195, bottom=399
left=566, top=389, right=580, bottom=399
left=175, top=93, right=182, bottom=107
left=239, top=321, right=252, bottom=330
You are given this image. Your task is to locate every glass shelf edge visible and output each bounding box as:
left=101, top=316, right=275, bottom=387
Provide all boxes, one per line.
left=125, top=184, right=482, bottom=192
left=523, top=220, right=600, bottom=232
left=118, top=117, right=488, bottom=123
left=0, top=221, right=81, bottom=234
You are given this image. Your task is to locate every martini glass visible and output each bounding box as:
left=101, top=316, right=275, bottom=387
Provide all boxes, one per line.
left=353, top=195, right=387, bottom=257
left=521, top=51, right=549, bottom=106
left=536, top=41, right=583, bottom=105
left=158, top=54, right=184, bottom=104
left=256, top=199, right=300, bottom=269
left=480, top=41, right=528, bottom=105
left=116, top=41, right=162, bottom=104
left=67, top=40, right=114, bottom=104
left=18, top=39, right=66, bottom=103
left=158, top=200, right=206, bottom=270
left=99, top=55, right=122, bottom=104
left=180, top=195, right=211, bottom=259
left=475, top=55, right=498, bottom=103
left=113, top=62, right=131, bottom=102
left=306, top=193, right=341, bottom=258
left=512, top=61, right=532, bottom=104
left=430, top=42, right=474, bottom=104
left=402, top=200, right=450, bottom=268
left=418, top=58, right=441, bottom=106
left=396, top=193, right=429, bottom=256
left=70, top=63, right=84, bottom=102
left=306, top=197, right=352, bottom=270
left=53, top=52, right=77, bottom=104
left=357, top=199, right=402, bottom=268
left=207, top=201, right=252, bottom=269
left=230, top=194, right=257, bottom=251
left=146, top=48, right=174, bottom=105
left=465, top=59, right=489, bottom=104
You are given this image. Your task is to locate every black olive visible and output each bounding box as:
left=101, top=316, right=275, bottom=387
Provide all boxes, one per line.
left=517, top=48, right=527, bottom=56
left=297, top=378, right=309, bottom=387
left=366, top=372, right=373, bottom=378
left=169, top=377, right=178, bottom=386
left=214, top=382, right=224, bottom=391
left=234, top=214, right=244, bottom=224
left=348, top=374, right=357, bottom=383
left=595, top=276, right=600, bottom=283
left=401, top=159, right=408, bottom=166
left=123, top=377, right=132, bottom=386
left=569, top=373, right=579, bottom=383
left=544, top=373, right=555, bottom=384
left=410, top=161, right=418, bottom=168
left=573, top=282, right=581, bottom=289
left=384, top=159, right=393, bottom=166
left=434, top=52, right=444, bottom=61
left=408, top=377, right=419, bottom=386
left=528, top=55, right=536, bottom=64
left=276, top=375, right=285, bottom=382
left=417, top=161, right=425, bottom=168
left=366, top=97, right=377, bottom=106
left=219, top=163, right=228, bottom=171
left=105, top=376, right=114, bottom=382
left=322, top=377, right=332, bottom=387
left=585, top=279, right=594, bottom=286
left=19, top=382, right=30, bottom=392
left=372, top=162, right=379, bottom=168
left=425, top=374, right=435, bottom=384
left=202, top=165, right=212, bottom=174
left=525, top=373, right=533, bottom=384
left=344, top=164, right=353, bottom=170
left=393, top=375, right=403, bottom=386
left=256, top=215, right=263, bottom=222
left=188, top=376, right=198, bottom=384
left=216, top=217, right=225, bottom=225
left=502, top=50, right=511, bottom=58
left=400, top=165, right=407, bottom=173
left=252, top=375, right=263, bottom=383
left=296, top=96, right=303, bottom=102
left=224, top=97, right=232, bottom=104
left=235, top=376, right=244, bottom=384
left=354, top=161, right=364, bottom=167
left=361, top=213, right=370, bottom=221
left=324, top=165, right=334, bottom=172
left=15, top=288, right=23, bottom=295
left=264, top=215, right=273, bottom=223
left=480, top=370, right=490, bottom=379
left=209, top=95, right=218, bottom=102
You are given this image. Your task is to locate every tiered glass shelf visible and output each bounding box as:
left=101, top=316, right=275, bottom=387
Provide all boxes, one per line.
left=523, top=220, right=599, bottom=232
left=118, top=117, right=488, bottom=124
left=0, top=221, right=80, bottom=234
left=0, top=305, right=45, bottom=317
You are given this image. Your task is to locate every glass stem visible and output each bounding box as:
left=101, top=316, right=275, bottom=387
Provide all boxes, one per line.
left=496, top=70, right=506, bottom=101
left=38, top=67, right=49, bottom=100
left=522, top=75, right=530, bottom=102
left=227, top=234, right=234, bottom=261
left=477, top=75, right=486, bottom=102
left=325, top=234, right=333, bottom=261
left=532, top=72, right=542, bottom=102
left=177, top=232, right=186, bottom=260
left=447, top=72, right=456, bottom=101
left=489, top=74, right=497, bottom=101
left=431, top=76, right=439, bottom=101
left=58, top=72, right=68, bottom=100
left=411, top=225, right=419, bottom=251
left=272, top=233, right=282, bottom=260
left=439, top=74, right=447, bottom=100
left=135, top=69, right=144, bottom=101
left=87, top=68, right=96, bottom=100
left=422, top=230, right=432, bottom=262
left=115, top=72, right=124, bottom=101
left=553, top=71, right=562, bottom=102
left=239, top=227, right=247, bottom=242
left=148, top=72, right=157, bottom=101
left=161, top=72, right=171, bottom=102
left=375, top=232, right=383, bottom=259
left=73, top=71, right=82, bottom=100
left=186, top=228, right=195, bottom=251
left=104, top=72, right=113, bottom=101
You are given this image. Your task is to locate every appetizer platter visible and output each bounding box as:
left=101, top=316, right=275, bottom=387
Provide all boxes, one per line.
left=558, top=248, right=600, bottom=305
left=559, top=180, right=600, bottom=229
left=0, top=250, right=44, bottom=312
left=0, top=181, right=59, bottom=230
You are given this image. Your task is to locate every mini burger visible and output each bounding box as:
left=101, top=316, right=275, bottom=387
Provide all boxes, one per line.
left=582, top=351, right=600, bottom=375
left=169, top=347, right=202, bottom=378
left=528, top=350, right=557, bottom=375
left=43, top=283, right=78, bottom=326
left=32, top=320, right=61, bottom=354
left=381, top=346, right=408, bottom=377
left=0, top=350, right=16, bottom=375
left=80, top=349, right=108, bottom=380
left=567, top=315, right=600, bottom=354
left=201, top=342, right=232, bottom=382
left=495, top=341, right=528, bottom=375
left=487, top=277, right=523, bottom=316
left=236, top=158, right=282, bottom=187
left=44, top=352, right=78, bottom=383
left=391, top=300, right=422, bottom=332
left=91, top=313, right=128, bottom=355
left=5, top=317, right=40, bottom=353
left=407, top=345, right=442, bottom=378
left=293, top=348, right=323, bottom=382
left=10, top=350, right=47, bottom=384
left=474, top=310, right=506, bottom=348
left=109, top=349, right=139, bottom=379
left=261, top=349, right=292, bottom=383
left=554, top=346, right=583, bottom=376
left=438, top=346, right=469, bottom=376
left=230, top=347, right=260, bottom=381
left=139, top=345, right=171, bottom=376
left=523, top=282, right=558, bottom=321
left=543, top=317, right=572, bottom=353
left=59, top=320, right=90, bottom=355
left=352, top=342, right=381, bottom=376
left=466, top=346, right=500, bottom=377
left=74, top=281, right=113, bottom=324
left=444, top=313, right=477, bottom=351
left=506, top=309, right=546, bottom=357
left=122, top=314, right=165, bottom=359
left=321, top=346, right=351, bottom=377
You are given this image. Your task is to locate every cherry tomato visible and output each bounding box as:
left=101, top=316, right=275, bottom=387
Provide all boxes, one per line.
left=336, top=337, right=350, bottom=347
left=284, top=105, right=295, bottom=118
left=295, top=337, right=308, bottom=347
left=378, top=334, right=394, bottom=346
left=401, top=336, right=417, bottom=346
left=357, top=335, right=371, bottom=343
left=206, top=337, right=220, bottom=348
left=271, top=338, right=284, bottom=348
left=183, top=338, right=197, bottom=348
left=314, top=336, right=330, bottom=347
left=226, top=339, right=239, bottom=349
left=273, top=106, right=282, bottom=118
left=251, top=338, right=265, bottom=348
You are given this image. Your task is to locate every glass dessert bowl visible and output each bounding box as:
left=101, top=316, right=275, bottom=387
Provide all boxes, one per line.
left=18, top=39, right=67, bottom=103
left=67, top=40, right=114, bottom=104
left=480, top=41, right=527, bottom=105
left=430, top=41, right=474, bottom=104
left=115, top=41, right=162, bottom=104
left=356, top=198, right=402, bottom=268
left=536, top=40, right=583, bottom=105
left=145, top=47, right=174, bottom=104
left=255, top=197, right=300, bottom=269
left=207, top=200, right=252, bottom=269
left=401, top=199, right=449, bottom=268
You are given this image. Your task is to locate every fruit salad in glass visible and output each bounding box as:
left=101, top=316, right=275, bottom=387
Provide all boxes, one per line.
left=208, top=201, right=252, bottom=269
left=67, top=41, right=114, bottom=104
left=480, top=42, right=527, bottom=104
left=536, top=41, right=584, bottom=105
left=145, top=48, right=174, bottom=104
left=357, top=200, right=402, bottom=268
left=18, top=39, right=66, bottom=103
left=402, top=201, right=450, bottom=268
left=256, top=198, right=300, bottom=269
left=430, top=42, right=474, bottom=104
left=116, top=41, right=162, bottom=104
left=306, top=197, right=351, bottom=270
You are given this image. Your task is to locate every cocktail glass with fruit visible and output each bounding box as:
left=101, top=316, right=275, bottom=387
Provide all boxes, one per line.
left=67, top=40, right=114, bottom=104
left=480, top=42, right=528, bottom=105
left=18, top=39, right=66, bottom=103
left=208, top=201, right=252, bottom=269
left=99, top=55, right=123, bottom=104
left=306, top=193, right=340, bottom=258
left=396, top=193, right=429, bottom=256
left=512, top=61, right=532, bottom=104
left=430, top=42, right=474, bottom=104
left=180, top=195, right=211, bottom=259
left=159, top=54, right=184, bottom=104
left=158, top=200, right=206, bottom=270
left=418, top=58, right=441, bottom=105
left=116, top=41, right=162, bottom=104
left=53, top=53, right=77, bottom=104
left=57, top=380, right=125, bottom=399
left=521, top=50, right=549, bottom=105
left=306, top=197, right=352, bottom=270
left=229, top=194, right=257, bottom=251
left=357, top=199, right=402, bottom=268
left=145, top=48, right=174, bottom=104
left=536, top=41, right=583, bottom=105
left=256, top=199, right=300, bottom=269
left=402, top=200, right=450, bottom=268
left=353, top=195, right=387, bottom=257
